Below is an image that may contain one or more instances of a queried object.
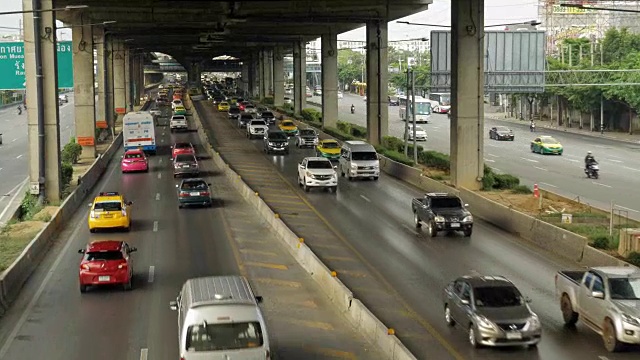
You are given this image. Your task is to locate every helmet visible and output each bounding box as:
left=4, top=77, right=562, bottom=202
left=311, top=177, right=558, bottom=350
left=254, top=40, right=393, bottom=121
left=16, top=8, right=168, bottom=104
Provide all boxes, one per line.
left=587, top=151, right=592, bottom=155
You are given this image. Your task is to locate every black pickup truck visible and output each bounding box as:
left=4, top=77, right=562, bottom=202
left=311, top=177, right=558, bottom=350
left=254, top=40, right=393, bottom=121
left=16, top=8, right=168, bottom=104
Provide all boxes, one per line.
left=411, top=192, right=473, bottom=237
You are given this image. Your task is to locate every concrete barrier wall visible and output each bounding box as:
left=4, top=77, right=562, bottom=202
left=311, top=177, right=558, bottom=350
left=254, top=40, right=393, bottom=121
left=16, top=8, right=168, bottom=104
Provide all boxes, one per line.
left=190, top=100, right=417, bottom=360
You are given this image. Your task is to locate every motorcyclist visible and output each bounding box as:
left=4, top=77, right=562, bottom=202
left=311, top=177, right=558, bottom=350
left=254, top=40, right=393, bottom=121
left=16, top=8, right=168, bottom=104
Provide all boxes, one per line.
left=350, top=104, right=355, bottom=114
left=585, top=151, right=597, bottom=170
left=530, top=120, right=536, bottom=132
left=17, top=105, right=22, bottom=115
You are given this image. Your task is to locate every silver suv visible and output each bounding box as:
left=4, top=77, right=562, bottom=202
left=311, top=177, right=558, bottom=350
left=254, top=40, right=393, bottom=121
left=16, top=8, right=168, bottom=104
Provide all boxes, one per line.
left=173, top=154, right=200, bottom=178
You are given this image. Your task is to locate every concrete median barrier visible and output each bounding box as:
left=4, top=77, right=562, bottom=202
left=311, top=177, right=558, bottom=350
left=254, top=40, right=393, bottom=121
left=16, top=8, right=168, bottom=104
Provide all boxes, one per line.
left=0, top=100, right=150, bottom=312
left=189, top=97, right=418, bottom=360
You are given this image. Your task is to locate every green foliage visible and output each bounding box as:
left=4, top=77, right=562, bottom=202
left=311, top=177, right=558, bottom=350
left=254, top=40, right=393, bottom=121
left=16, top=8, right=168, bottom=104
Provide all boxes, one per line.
left=511, top=185, right=533, bottom=194
left=336, top=121, right=352, bottom=135
left=322, top=127, right=355, bottom=141
left=338, top=49, right=365, bottom=85
left=418, top=150, right=450, bottom=171
left=482, top=165, right=496, bottom=190
left=262, top=97, right=274, bottom=105
left=300, top=108, right=322, bottom=123
left=493, top=174, right=520, bottom=190
left=591, top=235, right=614, bottom=250
left=61, top=137, right=83, bottom=164
left=61, top=162, right=73, bottom=189
left=628, top=252, right=640, bottom=267
left=351, top=124, right=367, bottom=138
left=19, top=192, right=41, bottom=221
left=382, top=149, right=415, bottom=166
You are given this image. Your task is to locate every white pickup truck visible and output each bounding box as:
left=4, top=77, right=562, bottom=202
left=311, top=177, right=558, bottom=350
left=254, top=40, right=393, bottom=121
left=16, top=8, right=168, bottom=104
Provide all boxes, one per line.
left=556, top=266, right=640, bottom=352
left=246, top=119, right=269, bottom=139
left=170, top=115, right=188, bottom=132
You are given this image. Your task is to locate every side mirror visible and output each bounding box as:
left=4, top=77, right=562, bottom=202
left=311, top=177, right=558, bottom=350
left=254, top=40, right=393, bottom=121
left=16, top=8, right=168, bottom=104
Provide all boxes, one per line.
left=169, top=301, right=178, bottom=311
left=120, top=155, right=124, bottom=159
left=464, top=203, right=469, bottom=207
left=78, top=249, right=85, bottom=254
left=333, top=165, right=338, bottom=169
left=208, top=183, right=212, bottom=186
left=461, top=299, right=470, bottom=305
left=525, top=297, right=532, bottom=303
left=175, top=184, right=179, bottom=188
left=255, top=296, right=263, bottom=303
left=87, top=203, right=92, bottom=207
left=127, top=201, right=133, bottom=206
left=170, top=146, right=173, bottom=149
left=129, top=247, right=137, bottom=253
left=591, top=291, right=605, bottom=299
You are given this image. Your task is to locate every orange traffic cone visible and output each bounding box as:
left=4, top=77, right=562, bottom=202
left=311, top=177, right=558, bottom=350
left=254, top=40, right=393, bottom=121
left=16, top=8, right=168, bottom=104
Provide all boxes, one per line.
left=533, top=183, right=540, bottom=198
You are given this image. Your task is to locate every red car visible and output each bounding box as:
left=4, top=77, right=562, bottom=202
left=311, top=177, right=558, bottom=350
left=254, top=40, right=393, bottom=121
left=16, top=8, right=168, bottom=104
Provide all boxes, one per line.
left=171, top=142, right=195, bottom=159
left=121, top=149, right=149, bottom=173
left=238, top=101, right=250, bottom=112
left=78, top=240, right=137, bottom=293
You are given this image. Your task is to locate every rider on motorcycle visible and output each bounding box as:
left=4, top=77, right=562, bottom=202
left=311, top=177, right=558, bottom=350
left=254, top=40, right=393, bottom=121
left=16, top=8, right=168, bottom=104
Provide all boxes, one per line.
left=350, top=104, right=355, bottom=114
left=585, top=151, right=597, bottom=170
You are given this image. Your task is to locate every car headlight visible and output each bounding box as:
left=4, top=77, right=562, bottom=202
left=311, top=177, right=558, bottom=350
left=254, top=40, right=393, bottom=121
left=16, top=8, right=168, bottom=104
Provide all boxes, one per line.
left=622, top=313, right=640, bottom=326
left=462, top=215, right=473, bottom=222
left=476, top=316, right=497, bottom=330
left=305, top=171, right=313, bottom=178
left=269, top=142, right=275, bottom=146
left=350, top=163, right=357, bottom=169
left=528, top=314, right=541, bottom=329
left=434, top=216, right=445, bottom=222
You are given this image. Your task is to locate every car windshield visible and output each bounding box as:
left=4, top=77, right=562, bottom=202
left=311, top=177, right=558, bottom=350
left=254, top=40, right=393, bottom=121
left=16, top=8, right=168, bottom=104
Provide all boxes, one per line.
left=474, top=286, right=524, bottom=307
left=307, top=160, right=333, bottom=169
left=246, top=105, right=255, bottom=109
left=351, top=151, right=378, bottom=161
left=185, top=322, right=264, bottom=352
left=251, top=120, right=266, bottom=126
left=322, top=142, right=338, bottom=149
left=495, top=126, right=510, bottom=132
left=84, top=250, right=124, bottom=261
left=268, top=133, right=287, bottom=140
left=281, top=121, right=294, bottom=127
left=125, top=153, right=143, bottom=159
left=430, top=197, right=462, bottom=208
left=609, top=277, right=640, bottom=300
left=220, top=102, right=228, bottom=106
left=181, top=181, right=208, bottom=191
left=241, top=115, right=254, bottom=120
left=261, top=112, right=274, bottom=117
left=176, top=154, right=196, bottom=162
left=300, top=129, right=316, bottom=136
left=175, top=143, right=191, bottom=149
left=172, top=116, right=186, bottom=121
left=410, top=126, right=425, bottom=132
left=229, top=108, right=240, bottom=114
left=541, top=137, right=558, bottom=143
left=439, top=94, right=451, bottom=106
left=94, top=201, right=122, bottom=212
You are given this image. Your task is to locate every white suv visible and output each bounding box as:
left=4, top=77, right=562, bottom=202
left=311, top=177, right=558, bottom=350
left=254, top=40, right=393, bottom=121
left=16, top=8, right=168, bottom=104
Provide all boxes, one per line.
left=297, top=157, right=338, bottom=193
left=170, top=115, right=188, bottom=132
left=247, top=120, right=269, bottom=139
left=407, top=124, right=428, bottom=141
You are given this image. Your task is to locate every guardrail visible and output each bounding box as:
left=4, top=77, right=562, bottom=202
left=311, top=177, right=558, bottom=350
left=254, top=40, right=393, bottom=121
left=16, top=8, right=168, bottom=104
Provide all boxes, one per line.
left=0, top=100, right=153, bottom=315
left=187, top=96, right=417, bottom=360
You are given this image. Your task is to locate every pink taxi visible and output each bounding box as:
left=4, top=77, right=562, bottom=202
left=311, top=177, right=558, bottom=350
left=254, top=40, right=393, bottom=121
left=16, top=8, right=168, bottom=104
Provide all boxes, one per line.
left=121, top=149, right=149, bottom=173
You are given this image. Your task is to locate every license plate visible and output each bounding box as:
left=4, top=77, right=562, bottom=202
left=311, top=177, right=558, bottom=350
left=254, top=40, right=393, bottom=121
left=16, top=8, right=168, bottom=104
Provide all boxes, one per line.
left=190, top=192, right=200, bottom=196
left=506, top=332, right=522, bottom=340
left=102, top=214, right=113, bottom=218
left=450, top=223, right=460, bottom=228
left=98, top=276, right=110, bottom=282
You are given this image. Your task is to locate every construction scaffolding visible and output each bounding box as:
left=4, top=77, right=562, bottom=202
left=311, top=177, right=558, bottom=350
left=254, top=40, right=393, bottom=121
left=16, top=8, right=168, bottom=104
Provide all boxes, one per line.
left=540, top=0, right=640, bottom=55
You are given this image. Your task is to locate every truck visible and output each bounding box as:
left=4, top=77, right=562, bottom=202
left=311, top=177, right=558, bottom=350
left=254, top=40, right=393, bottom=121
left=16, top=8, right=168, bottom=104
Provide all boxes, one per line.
left=555, top=266, right=640, bottom=352
left=123, top=111, right=156, bottom=155
left=411, top=192, right=473, bottom=237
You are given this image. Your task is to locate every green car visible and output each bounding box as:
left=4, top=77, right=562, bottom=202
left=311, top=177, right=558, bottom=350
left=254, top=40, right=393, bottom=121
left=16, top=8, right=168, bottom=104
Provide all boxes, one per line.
left=176, top=178, right=212, bottom=208
left=530, top=135, right=563, bottom=155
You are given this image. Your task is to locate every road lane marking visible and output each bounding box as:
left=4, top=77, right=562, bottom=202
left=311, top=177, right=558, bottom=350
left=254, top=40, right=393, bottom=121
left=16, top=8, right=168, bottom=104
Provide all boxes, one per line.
left=360, top=194, right=371, bottom=202
left=534, top=166, right=548, bottom=171
left=487, top=153, right=499, bottom=157
left=623, top=166, right=640, bottom=172
left=592, top=182, right=612, bottom=188
left=11, top=138, right=17, bottom=142
left=484, top=158, right=495, bottom=163
left=540, top=182, right=557, bottom=188
left=0, top=164, right=119, bottom=357
left=159, top=158, right=163, bottom=164
left=157, top=173, right=161, bottom=179
left=148, top=266, right=155, bottom=283
left=15, top=154, right=23, bottom=159
left=140, top=348, right=148, bottom=360
left=402, top=224, right=419, bottom=235
left=0, top=178, right=29, bottom=223
left=605, top=158, right=622, bottom=163
left=153, top=220, right=158, bottom=232
left=564, top=158, right=579, bottom=163
left=492, top=168, right=503, bottom=173
left=244, top=261, right=288, bottom=270
left=155, top=193, right=160, bottom=200
left=519, top=157, right=538, bottom=163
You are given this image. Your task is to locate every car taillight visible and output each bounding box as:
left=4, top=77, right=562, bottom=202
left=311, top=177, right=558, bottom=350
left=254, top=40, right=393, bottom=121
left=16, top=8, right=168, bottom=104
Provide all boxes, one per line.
left=90, top=211, right=98, bottom=219
left=266, top=350, right=271, bottom=359
left=118, top=262, right=128, bottom=269
left=179, top=191, right=189, bottom=197
left=81, top=264, right=90, bottom=270
left=200, top=192, right=210, bottom=196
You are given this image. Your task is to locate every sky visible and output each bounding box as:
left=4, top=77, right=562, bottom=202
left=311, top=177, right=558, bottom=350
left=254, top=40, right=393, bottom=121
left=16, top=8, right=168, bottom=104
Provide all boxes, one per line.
left=0, top=0, right=537, bottom=42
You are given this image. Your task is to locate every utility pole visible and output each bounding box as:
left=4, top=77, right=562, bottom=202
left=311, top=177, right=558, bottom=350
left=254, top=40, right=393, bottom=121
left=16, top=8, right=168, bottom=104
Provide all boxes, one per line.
left=403, top=68, right=411, bottom=156
left=411, top=70, right=418, bottom=164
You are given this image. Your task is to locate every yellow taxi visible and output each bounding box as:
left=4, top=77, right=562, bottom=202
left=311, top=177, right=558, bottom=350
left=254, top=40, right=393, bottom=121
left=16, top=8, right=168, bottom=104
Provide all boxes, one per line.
left=530, top=135, right=563, bottom=155
left=278, top=119, right=298, bottom=137
left=88, top=192, right=133, bottom=233
left=174, top=105, right=187, bottom=116
left=316, top=139, right=341, bottom=160
left=217, top=101, right=230, bottom=112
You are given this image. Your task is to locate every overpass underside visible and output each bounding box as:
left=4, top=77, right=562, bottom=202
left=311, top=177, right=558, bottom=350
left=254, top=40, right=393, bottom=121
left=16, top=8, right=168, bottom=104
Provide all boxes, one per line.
left=24, top=0, right=486, bottom=202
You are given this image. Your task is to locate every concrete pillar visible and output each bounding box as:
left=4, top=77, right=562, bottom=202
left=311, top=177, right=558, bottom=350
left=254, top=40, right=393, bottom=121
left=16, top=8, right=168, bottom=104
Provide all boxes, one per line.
left=253, top=53, right=260, bottom=97
left=72, top=19, right=96, bottom=160
left=273, top=47, right=285, bottom=107
left=258, top=50, right=266, bottom=99
left=450, top=0, right=484, bottom=190
left=125, top=48, right=132, bottom=111
left=113, top=40, right=126, bottom=119
left=248, top=53, right=257, bottom=98
left=264, top=49, right=273, bottom=97
left=293, top=41, right=306, bottom=115
left=95, top=28, right=107, bottom=139
left=106, top=36, right=115, bottom=130
left=241, top=61, right=249, bottom=97
left=23, top=0, right=61, bottom=201
left=321, top=32, right=339, bottom=129
left=131, top=55, right=139, bottom=106
left=365, top=21, right=389, bottom=145
left=139, top=57, right=145, bottom=101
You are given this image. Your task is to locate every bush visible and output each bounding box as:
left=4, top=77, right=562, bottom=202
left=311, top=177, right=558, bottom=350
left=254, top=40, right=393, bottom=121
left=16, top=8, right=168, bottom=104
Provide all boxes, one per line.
left=336, top=121, right=352, bottom=135
left=351, top=124, right=367, bottom=138
left=262, top=97, right=274, bottom=105
left=61, top=161, right=73, bottom=189
left=482, top=165, right=496, bottom=190
left=591, top=235, right=613, bottom=250
left=493, top=174, right=520, bottom=190
left=511, top=185, right=532, bottom=194
left=323, top=127, right=355, bottom=141
left=628, top=252, right=640, bottom=267
left=61, top=137, right=83, bottom=164
left=383, top=150, right=415, bottom=166
left=19, top=192, right=41, bottom=221
left=300, top=108, right=321, bottom=123
left=418, top=151, right=450, bottom=171
left=382, top=136, right=405, bottom=152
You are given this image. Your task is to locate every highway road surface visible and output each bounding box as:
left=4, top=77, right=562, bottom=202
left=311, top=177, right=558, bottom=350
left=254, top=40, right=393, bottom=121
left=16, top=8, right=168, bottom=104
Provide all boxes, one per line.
left=309, top=93, right=640, bottom=219
left=0, top=96, right=76, bottom=218
left=199, top=99, right=640, bottom=360
left=0, top=101, right=385, bottom=360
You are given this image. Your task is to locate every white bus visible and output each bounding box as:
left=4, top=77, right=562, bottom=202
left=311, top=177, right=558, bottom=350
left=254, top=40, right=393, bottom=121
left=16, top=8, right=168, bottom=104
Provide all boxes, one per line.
left=399, top=95, right=432, bottom=123
left=427, top=92, right=451, bottom=113
left=123, top=111, right=157, bottom=155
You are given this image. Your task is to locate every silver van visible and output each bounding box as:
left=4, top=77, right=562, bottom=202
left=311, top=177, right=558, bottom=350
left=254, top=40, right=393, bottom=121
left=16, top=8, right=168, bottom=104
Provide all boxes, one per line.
left=169, top=276, right=271, bottom=360
left=338, top=140, right=380, bottom=181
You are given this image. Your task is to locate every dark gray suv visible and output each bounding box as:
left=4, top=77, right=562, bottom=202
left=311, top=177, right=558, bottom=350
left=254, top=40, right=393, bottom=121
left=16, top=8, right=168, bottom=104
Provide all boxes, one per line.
left=263, top=131, right=289, bottom=155
left=173, top=154, right=200, bottom=178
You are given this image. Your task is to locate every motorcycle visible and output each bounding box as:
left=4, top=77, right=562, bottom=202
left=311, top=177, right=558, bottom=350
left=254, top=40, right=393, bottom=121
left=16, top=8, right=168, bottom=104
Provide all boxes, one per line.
left=350, top=105, right=355, bottom=114
left=17, top=106, right=22, bottom=115
left=585, top=162, right=599, bottom=179
left=530, top=123, right=536, bottom=132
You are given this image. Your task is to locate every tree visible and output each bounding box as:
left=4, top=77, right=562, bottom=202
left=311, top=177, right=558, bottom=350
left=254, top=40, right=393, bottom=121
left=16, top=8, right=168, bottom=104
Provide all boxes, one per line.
left=337, top=49, right=364, bottom=86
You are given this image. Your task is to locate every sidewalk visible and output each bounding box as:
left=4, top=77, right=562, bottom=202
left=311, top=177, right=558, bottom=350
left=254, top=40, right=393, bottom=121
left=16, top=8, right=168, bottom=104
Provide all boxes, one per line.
left=485, top=111, right=640, bottom=144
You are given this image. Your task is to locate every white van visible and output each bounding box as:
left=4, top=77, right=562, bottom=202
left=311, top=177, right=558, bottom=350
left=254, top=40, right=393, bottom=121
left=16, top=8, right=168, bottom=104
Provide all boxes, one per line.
left=122, top=111, right=156, bottom=154
left=338, top=140, right=380, bottom=181
left=169, top=276, right=271, bottom=360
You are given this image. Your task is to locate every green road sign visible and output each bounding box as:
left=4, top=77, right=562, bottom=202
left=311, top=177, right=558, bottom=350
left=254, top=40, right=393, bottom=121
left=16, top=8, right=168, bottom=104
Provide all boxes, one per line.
left=0, top=41, right=73, bottom=90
